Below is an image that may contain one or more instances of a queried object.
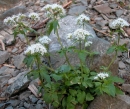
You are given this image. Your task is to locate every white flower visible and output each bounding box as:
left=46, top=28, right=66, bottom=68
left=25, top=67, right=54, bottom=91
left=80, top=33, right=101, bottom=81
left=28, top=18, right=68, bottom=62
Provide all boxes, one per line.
left=28, top=12, right=40, bottom=21
left=39, top=36, right=51, bottom=44
left=85, top=41, right=92, bottom=47
left=41, top=4, right=66, bottom=19
left=16, top=13, right=26, bottom=21
left=109, top=18, right=129, bottom=29
left=3, top=17, right=16, bottom=26
left=67, top=33, right=73, bottom=39
left=94, top=72, right=109, bottom=80
left=24, top=43, right=47, bottom=55
left=76, top=14, right=90, bottom=25
left=73, top=29, right=90, bottom=40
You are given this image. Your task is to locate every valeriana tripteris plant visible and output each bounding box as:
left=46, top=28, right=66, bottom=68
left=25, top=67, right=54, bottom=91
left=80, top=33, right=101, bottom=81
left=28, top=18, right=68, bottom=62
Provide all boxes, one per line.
left=106, top=18, right=129, bottom=70
left=3, top=12, right=40, bottom=44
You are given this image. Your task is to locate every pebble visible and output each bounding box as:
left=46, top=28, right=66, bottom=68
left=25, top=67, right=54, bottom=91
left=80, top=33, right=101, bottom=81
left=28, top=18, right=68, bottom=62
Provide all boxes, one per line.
left=119, top=61, right=126, bottom=69
left=5, top=106, right=13, bottom=109
left=8, top=100, right=20, bottom=107
left=24, top=102, right=30, bottom=108
left=29, top=95, right=38, bottom=103
left=35, top=104, right=43, bottom=109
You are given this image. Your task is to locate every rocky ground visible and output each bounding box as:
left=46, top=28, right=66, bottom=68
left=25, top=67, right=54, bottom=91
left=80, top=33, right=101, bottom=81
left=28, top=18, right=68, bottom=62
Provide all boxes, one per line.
left=0, top=0, right=130, bottom=109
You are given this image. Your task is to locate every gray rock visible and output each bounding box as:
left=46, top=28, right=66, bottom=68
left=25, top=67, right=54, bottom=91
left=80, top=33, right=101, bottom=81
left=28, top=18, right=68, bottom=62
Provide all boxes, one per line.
left=122, top=84, right=130, bottom=93
left=19, top=91, right=31, bottom=100
left=119, top=61, right=126, bottom=69
left=0, top=75, right=10, bottom=87
left=8, top=100, right=20, bottom=107
left=35, top=104, right=43, bottom=109
left=0, top=51, right=10, bottom=64
left=37, top=99, right=43, bottom=104
left=29, top=95, right=38, bottom=103
left=80, top=0, right=88, bottom=6
left=126, top=59, right=130, bottom=64
left=88, top=94, right=130, bottom=109
left=109, top=3, right=118, bottom=9
left=5, top=106, right=13, bottom=109
left=0, top=6, right=27, bottom=20
left=49, top=15, right=97, bottom=52
left=49, top=16, right=118, bottom=75
left=68, top=4, right=86, bottom=15
left=29, top=105, right=36, bottom=109
left=116, top=10, right=124, bottom=17
left=19, top=107, right=25, bottom=109
left=13, top=53, right=25, bottom=69
left=4, top=71, right=30, bottom=97
left=0, top=67, right=14, bottom=76
left=117, top=95, right=130, bottom=105
left=24, top=102, right=30, bottom=108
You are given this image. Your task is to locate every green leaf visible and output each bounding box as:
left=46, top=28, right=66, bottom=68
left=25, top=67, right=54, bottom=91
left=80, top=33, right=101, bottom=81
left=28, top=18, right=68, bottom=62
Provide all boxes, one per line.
left=47, top=21, right=53, bottom=35
left=62, top=98, right=67, bottom=108
left=77, top=90, right=86, bottom=104
left=57, top=64, right=71, bottom=73
left=107, top=46, right=116, bottom=54
left=78, top=51, right=87, bottom=62
left=51, top=74, right=62, bottom=81
left=102, top=84, right=116, bottom=97
left=109, top=76, right=124, bottom=83
left=42, top=73, right=51, bottom=83
left=71, top=76, right=81, bottom=85
left=53, top=20, right=59, bottom=33
left=86, top=93, right=94, bottom=101
left=67, top=96, right=76, bottom=109
left=69, top=89, right=77, bottom=96
left=23, top=55, right=34, bottom=68
left=116, top=44, right=128, bottom=52
left=115, top=87, right=123, bottom=95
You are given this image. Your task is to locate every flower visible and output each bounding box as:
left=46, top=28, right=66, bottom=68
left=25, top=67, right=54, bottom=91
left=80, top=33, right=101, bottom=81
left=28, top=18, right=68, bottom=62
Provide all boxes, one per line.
left=41, top=4, right=66, bottom=19
left=109, top=18, right=129, bottom=29
left=94, top=72, right=109, bottom=80
left=3, top=16, right=16, bottom=26
left=85, top=41, right=92, bottom=47
left=76, top=14, right=90, bottom=25
left=28, top=12, right=40, bottom=21
left=24, top=43, right=47, bottom=55
left=67, top=33, right=73, bottom=39
left=39, top=36, right=51, bottom=44
left=73, top=29, right=90, bottom=40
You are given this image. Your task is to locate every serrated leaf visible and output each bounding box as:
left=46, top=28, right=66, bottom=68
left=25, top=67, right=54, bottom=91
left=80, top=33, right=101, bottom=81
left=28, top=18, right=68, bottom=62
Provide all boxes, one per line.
left=77, top=90, right=86, bottom=104
left=86, top=93, right=94, bottom=101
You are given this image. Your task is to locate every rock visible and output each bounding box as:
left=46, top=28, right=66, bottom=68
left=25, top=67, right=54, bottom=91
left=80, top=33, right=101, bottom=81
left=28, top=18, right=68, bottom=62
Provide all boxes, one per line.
left=126, top=59, right=130, bottom=64
left=88, top=94, right=130, bottom=109
left=122, top=84, right=130, bottom=93
left=0, top=51, right=10, bottom=64
left=87, top=38, right=118, bottom=75
left=49, top=15, right=97, bottom=52
left=13, top=53, right=25, bottom=69
left=8, top=100, right=20, bottom=107
left=5, top=106, right=13, bottom=109
left=68, top=4, right=86, bottom=15
left=18, top=34, right=27, bottom=43
left=0, top=103, right=10, bottom=109
left=117, top=94, right=130, bottom=105
left=49, top=15, right=118, bottom=75
left=19, top=107, right=26, bottom=109
left=24, top=102, right=30, bottom=108
left=35, top=104, right=43, bottom=109
left=29, top=95, right=38, bottom=103
left=0, top=67, right=14, bottom=76
left=37, top=99, right=43, bottom=104
left=0, top=6, right=27, bottom=20
left=119, top=61, right=126, bottom=69
left=29, top=105, right=36, bottom=109
left=80, top=0, right=88, bottom=6
left=116, top=9, right=124, bottom=17
left=19, top=91, right=31, bottom=100
left=94, top=4, right=113, bottom=14
left=4, top=71, right=30, bottom=97
left=109, top=3, right=118, bottom=9
left=0, top=75, right=11, bottom=87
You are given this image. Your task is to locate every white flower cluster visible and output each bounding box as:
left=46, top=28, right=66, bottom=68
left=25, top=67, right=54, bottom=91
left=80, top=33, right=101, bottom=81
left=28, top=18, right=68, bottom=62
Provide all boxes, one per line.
left=28, top=12, right=40, bottom=21
left=74, top=29, right=90, bottom=40
left=3, top=13, right=26, bottom=26
left=76, top=14, right=90, bottom=25
left=3, top=17, right=15, bottom=26
left=24, top=43, right=47, bottom=55
left=39, top=36, right=51, bottom=45
left=41, top=4, right=66, bottom=19
left=85, top=41, right=92, bottom=47
left=109, top=18, right=129, bottom=29
left=94, top=72, right=109, bottom=80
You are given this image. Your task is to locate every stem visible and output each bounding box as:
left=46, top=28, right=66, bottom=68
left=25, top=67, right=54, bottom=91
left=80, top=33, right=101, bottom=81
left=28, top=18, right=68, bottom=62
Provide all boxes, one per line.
left=56, top=29, right=73, bottom=69
left=35, top=55, right=44, bottom=86
left=107, top=51, right=117, bottom=70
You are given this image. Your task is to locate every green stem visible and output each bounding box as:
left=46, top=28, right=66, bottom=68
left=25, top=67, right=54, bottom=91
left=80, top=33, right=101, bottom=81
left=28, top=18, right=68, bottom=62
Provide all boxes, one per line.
left=35, top=55, right=44, bottom=86
left=56, top=29, right=73, bottom=69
